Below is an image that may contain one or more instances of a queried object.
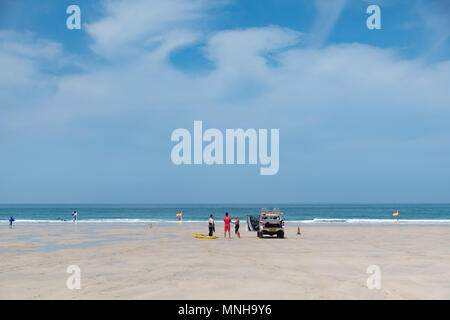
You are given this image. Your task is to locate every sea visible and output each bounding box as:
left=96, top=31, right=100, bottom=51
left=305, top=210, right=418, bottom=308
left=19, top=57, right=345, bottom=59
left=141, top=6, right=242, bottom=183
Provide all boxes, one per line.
left=1, top=204, right=450, bottom=225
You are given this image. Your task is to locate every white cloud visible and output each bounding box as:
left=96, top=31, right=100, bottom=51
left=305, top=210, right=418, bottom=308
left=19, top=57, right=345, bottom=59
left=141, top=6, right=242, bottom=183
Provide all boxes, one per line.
left=85, top=0, right=216, bottom=59
left=0, top=31, right=63, bottom=86
left=0, top=30, right=62, bottom=60
left=0, top=52, right=35, bottom=86
left=206, top=26, right=301, bottom=67
left=1, top=0, right=449, bottom=145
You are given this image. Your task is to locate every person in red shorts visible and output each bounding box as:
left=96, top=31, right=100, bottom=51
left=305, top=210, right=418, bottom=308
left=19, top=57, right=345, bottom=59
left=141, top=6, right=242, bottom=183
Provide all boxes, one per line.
left=224, top=212, right=231, bottom=238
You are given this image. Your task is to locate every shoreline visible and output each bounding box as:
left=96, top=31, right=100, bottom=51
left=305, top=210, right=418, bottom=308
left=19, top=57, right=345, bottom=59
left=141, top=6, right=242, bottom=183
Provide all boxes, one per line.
left=3, top=219, right=450, bottom=226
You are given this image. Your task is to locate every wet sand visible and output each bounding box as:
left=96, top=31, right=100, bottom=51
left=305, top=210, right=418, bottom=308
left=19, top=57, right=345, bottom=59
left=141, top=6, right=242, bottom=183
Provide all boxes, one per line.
left=0, top=223, right=449, bottom=299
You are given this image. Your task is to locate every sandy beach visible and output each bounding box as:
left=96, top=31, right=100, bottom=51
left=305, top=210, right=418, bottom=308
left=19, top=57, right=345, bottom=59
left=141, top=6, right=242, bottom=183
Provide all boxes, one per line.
left=1, top=223, right=449, bottom=299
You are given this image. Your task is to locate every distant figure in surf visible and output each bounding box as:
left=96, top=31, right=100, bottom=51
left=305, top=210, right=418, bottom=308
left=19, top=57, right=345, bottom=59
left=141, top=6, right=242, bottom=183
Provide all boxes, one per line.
left=72, top=211, right=77, bottom=224
left=9, top=216, right=15, bottom=228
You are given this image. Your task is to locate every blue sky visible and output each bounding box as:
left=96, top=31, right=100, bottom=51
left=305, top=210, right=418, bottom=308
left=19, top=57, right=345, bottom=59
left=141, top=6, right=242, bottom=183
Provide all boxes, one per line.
left=0, top=0, right=449, bottom=203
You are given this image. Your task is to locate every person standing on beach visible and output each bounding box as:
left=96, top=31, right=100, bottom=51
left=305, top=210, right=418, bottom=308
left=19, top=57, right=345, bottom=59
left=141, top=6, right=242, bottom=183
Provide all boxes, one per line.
left=208, top=214, right=215, bottom=236
left=233, top=216, right=240, bottom=238
left=224, top=212, right=231, bottom=238
left=9, top=216, right=15, bottom=228
left=72, top=211, right=77, bottom=224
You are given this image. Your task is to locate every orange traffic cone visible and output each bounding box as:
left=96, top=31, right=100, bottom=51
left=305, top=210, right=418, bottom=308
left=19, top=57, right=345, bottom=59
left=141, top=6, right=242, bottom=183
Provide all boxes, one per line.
left=297, top=225, right=301, bottom=235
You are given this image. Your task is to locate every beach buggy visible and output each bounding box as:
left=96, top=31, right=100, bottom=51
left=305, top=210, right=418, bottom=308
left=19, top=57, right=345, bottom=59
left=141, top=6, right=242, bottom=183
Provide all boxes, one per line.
left=247, top=208, right=285, bottom=238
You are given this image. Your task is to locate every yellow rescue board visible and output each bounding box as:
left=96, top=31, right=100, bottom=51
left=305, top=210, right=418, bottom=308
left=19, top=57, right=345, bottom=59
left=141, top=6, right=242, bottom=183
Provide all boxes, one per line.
left=192, top=234, right=219, bottom=239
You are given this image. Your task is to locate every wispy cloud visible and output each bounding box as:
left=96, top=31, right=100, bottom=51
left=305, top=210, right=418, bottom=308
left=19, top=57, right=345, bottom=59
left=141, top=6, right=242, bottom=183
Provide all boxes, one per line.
left=85, top=0, right=218, bottom=60
left=308, top=0, right=348, bottom=47
left=414, top=0, right=450, bottom=59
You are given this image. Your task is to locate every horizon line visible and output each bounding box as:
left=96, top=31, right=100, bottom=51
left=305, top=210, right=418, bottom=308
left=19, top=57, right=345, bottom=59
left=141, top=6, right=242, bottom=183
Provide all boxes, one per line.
left=1, top=203, right=450, bottom=206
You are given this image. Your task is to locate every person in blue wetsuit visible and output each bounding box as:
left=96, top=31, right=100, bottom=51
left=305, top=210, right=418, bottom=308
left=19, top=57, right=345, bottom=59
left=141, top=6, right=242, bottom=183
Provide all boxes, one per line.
left=9, top=216, right=15, bottom=228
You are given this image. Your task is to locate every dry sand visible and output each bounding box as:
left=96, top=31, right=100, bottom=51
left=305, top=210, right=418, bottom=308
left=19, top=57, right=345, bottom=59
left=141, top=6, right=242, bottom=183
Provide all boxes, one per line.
left=0, top=223, right=449, bottom=299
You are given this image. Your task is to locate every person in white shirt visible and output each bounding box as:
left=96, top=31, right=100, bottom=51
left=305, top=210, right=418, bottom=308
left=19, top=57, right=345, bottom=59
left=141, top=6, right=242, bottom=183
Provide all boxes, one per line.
left=208, top=214, right=215, bottom=236
left=72, top=211, right=78, bottom=224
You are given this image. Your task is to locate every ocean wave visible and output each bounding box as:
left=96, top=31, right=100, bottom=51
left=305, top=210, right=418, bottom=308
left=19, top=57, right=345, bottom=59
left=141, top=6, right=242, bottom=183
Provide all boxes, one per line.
left=1, top=219, right=208, bottom=224
left=2, top=218, right=450, bottom=225
left=287, top=219, right=450, bottom=225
